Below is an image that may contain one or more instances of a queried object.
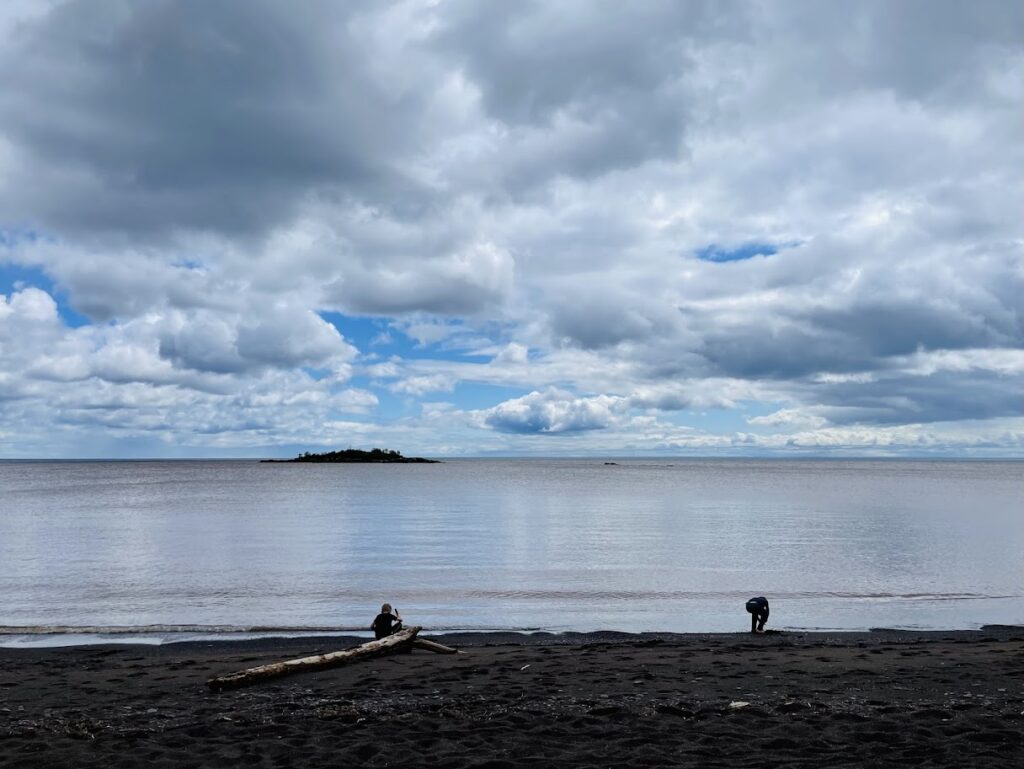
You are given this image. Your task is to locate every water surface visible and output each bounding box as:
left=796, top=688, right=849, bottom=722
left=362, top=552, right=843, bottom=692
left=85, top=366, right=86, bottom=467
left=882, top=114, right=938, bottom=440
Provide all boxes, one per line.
left=1, top=459, right=1021, bottom=644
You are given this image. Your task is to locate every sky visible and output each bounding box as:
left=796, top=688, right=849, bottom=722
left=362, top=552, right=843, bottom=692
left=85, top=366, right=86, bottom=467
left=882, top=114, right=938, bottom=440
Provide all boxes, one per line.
left=0, top=0, right=1022, bottom=459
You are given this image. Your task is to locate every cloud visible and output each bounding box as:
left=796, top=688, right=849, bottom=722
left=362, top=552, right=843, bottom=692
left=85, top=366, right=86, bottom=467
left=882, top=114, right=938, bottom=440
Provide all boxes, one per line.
left=389, top=373, right=456, bottom=397
left=0, top=0, right=452, bottom=242
left=628, top=380, right=755, bottom=412
left=747, top=409, right=827, bottom=429
left=430, top=0, right=707, bottom=190
left=327, top=241, right=514, bottom=316
left=1, top=285, right=58, bottom=324
left=477, top=389, right=626, bottom=434
left=493, top=342, right=528, bottom=365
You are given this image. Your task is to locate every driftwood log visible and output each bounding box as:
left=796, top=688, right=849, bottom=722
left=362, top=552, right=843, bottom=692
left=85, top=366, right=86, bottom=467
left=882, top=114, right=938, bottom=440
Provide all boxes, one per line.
left=413, top=638, right=462, bottom=655
left=208, top=626, right=422, bottom=691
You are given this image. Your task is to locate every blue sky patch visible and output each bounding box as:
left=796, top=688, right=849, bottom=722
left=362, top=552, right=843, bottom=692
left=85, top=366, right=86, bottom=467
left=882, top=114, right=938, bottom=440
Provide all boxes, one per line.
left=696, top=242, right=788, bottom=263
left=449, top=381, right=530, bottom=410
left=320, top=312, right=395, bottom=353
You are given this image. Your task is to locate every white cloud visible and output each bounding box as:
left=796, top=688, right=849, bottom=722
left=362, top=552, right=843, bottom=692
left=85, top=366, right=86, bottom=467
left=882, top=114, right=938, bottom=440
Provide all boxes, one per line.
left=476, top=389, right=627, bottom=434
left=493, top=342, right=528, bottom=365
left=1, top=286, right=58, bottom=323
left=389, top=373, right=456, bottom=397
left=747, top=409, right=827, bottom=429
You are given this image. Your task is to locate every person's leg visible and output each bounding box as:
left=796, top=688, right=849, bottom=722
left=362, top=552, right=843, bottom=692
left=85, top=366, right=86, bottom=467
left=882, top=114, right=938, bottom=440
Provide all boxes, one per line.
left=751, top=612, right=757, bottom=633
left=757, top=610, right=768, bottom=632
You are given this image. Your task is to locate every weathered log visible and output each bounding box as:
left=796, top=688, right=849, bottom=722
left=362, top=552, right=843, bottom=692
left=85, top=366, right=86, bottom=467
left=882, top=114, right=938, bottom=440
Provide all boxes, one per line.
left=412, top=638, right=462, bottom=655
left=207, top=626, right=421, bottom=691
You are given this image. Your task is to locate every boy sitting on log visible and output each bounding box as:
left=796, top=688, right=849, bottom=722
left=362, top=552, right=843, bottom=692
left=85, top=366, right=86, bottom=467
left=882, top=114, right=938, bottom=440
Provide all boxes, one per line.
left=371, top=603, right=403, bottom=639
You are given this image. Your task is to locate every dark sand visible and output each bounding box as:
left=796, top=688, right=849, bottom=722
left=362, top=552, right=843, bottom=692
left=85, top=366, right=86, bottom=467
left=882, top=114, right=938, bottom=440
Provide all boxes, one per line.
left=2, top=627, right=1024, bottom=768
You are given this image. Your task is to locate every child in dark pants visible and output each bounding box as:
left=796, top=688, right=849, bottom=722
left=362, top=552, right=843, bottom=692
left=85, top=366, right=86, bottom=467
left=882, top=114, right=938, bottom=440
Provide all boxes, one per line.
left=370, top=603, right=403, bottom=640
left=746, top=596, right=769, bottom=633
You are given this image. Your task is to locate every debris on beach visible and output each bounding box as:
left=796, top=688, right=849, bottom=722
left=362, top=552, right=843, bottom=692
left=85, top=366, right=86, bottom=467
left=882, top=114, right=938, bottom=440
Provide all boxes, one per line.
left=207, top=628, right=461, bottom=691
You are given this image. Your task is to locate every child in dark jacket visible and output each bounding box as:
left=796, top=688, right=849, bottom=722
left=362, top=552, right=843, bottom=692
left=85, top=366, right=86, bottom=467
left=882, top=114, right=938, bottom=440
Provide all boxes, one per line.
left=746, top=596, right=769, bottom=633
left=370, top=603, right=403, bottom=640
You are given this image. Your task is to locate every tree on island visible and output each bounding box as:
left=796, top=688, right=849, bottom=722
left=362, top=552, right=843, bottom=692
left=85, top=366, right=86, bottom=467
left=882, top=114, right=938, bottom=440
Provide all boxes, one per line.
left=263, top=448, right=438, bottom=463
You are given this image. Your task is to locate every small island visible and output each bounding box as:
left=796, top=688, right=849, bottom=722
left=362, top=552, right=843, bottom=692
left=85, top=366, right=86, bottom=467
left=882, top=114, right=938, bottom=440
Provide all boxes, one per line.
left=262, top=448, right=439, bottom=464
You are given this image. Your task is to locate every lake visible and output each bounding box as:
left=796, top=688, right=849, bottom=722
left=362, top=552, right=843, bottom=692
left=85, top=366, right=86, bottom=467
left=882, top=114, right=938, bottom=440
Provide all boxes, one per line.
left=1, top=459, right=1021, bottom=645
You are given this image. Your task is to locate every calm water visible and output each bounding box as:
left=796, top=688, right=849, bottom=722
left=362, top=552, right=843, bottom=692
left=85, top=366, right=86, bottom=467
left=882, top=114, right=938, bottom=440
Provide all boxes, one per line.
left=1, top=459, right=1022, bottom=645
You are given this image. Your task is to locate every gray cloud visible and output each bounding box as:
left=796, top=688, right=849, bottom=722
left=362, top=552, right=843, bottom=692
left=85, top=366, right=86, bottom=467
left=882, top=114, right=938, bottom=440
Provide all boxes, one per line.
left=802, top=367, right=1024, bottom=426
left=0, top=0, right=437, bottom=240
left=757, top=1, right=1024, bottom=106
left=428, top=0, right=717, bottom=194
left=435, top=1, right=710, bottom=125
left=681, top=235, right=1024, bottom=387
left=548, top=285, right=684, bottom=350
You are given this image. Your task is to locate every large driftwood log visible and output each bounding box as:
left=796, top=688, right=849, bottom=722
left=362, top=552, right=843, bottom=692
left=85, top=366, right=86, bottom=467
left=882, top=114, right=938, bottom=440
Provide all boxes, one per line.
left=412, top=638, right=462, bottom=655
left=207, top=626, right=421, bottom=691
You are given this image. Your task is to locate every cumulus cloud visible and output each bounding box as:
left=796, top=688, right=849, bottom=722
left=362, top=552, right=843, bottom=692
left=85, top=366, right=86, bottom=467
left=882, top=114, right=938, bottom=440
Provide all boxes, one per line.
left=477, top=389, right=626, bottom=434
left=157, top=305, right=355, bottom=376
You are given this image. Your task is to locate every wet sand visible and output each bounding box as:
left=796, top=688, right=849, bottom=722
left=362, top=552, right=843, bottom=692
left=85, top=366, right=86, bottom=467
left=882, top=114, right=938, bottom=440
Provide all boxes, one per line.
left=2, top=627, right=1023, bottom=768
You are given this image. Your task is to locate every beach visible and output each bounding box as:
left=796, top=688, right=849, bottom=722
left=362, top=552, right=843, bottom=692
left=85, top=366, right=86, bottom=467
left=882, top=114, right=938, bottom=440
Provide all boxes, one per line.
left=2, top=627, right=1023, bottom=768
